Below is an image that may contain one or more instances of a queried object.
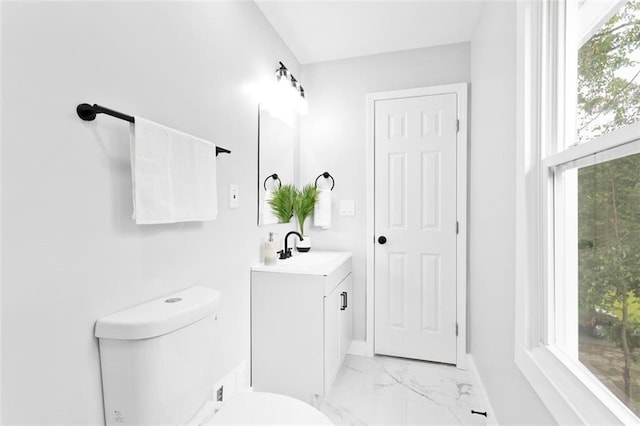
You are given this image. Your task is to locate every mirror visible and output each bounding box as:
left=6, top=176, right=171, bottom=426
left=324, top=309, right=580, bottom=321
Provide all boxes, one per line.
left=258, top=104, right=295, bottom=226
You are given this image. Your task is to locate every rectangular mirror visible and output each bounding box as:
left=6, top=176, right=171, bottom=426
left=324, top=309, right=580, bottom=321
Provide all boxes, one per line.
left=258, top=104, right=294, bottom=226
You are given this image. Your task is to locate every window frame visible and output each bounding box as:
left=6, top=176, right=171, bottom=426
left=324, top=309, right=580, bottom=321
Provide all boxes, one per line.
left=516, top=0, right=640, bottom=424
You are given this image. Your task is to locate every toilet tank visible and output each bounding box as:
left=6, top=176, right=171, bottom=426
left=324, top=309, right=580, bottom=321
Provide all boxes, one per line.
left=95, top=287, right=221, bottom=426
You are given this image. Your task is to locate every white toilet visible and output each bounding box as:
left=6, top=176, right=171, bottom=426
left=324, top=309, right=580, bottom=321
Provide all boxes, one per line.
left=95, top=286, right=332, bottom=425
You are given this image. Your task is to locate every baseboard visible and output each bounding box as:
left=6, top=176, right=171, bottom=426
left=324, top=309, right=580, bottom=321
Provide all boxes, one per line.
left=466, top=354, right=499, bottom=425
left=212, top=360, right=249, bottom=402
left=347, top=339, right=368, bottom=356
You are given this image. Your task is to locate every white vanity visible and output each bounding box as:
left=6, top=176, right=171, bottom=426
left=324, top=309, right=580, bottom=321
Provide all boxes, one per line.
left=251, top=251, right=353, bottom=405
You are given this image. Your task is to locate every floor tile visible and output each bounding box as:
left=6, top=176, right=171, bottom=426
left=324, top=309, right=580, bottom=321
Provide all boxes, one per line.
left=320, top=355, right=488, bottom=426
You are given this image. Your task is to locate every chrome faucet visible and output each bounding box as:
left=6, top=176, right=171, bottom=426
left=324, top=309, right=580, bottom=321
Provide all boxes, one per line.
left=279, top=231, right=303, bottom=259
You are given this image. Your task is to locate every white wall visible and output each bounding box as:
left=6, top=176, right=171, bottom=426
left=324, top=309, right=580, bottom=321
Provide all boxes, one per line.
left=469, top=2, right=555, bottom=424
left=299, top=43, right=471, bottom=342
left=1, top=2, right=298, bottom=424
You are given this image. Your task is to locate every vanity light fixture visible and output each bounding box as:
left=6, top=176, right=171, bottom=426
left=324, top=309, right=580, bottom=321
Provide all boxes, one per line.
left=275, top=61, right=307, bottom=115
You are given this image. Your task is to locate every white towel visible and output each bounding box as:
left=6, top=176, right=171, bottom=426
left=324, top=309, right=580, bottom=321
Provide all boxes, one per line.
left=130, top=117, right=218, bottom=224
left=314, top=188, right=332, bottom=229
left=262, top=186, right=279, bottom=225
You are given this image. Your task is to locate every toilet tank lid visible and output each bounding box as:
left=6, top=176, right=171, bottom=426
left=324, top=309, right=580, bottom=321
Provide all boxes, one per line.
left=95, top=286, right=221, bottom=340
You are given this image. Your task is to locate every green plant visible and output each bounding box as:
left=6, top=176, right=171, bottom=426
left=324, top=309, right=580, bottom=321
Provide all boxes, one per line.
left=294, top=184, right=318, bottom=235
left=268, top=184, right=296, bottom=223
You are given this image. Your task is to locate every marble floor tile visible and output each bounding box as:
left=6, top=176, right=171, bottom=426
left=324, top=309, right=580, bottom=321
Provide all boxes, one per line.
left=320, top=355, right=488, bottom=425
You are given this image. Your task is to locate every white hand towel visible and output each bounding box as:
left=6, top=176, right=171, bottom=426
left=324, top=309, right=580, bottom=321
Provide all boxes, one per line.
left=262, top=186, right=279, bottom=225
left=130, top=117, right=218, bottom=224
left=314, top=188, right=332, bottom=229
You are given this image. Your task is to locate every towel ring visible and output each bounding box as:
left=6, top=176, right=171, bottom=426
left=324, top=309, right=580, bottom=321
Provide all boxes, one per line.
left=314, top=172, right=335, bottom=191
left=263, top=173, right=281, bottom=190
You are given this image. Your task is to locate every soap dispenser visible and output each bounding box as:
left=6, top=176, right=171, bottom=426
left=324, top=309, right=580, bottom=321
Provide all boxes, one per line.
left=264, top=232, right=277, bottom=265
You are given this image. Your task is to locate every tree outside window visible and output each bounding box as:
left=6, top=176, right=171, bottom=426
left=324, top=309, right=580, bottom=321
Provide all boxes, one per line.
left=577, top=0, right=640, bottom=415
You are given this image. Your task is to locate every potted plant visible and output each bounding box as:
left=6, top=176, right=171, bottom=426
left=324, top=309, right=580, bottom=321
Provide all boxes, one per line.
left=293, top=184, right=318, bottom=252
left=268, top=184, right=296, bottom=223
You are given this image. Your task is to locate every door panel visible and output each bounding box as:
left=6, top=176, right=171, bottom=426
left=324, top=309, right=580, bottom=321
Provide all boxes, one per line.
left=374, top=94, right=457, bottom=364
left=387, top=252, right=407, bottom=327
left=421, top=152, right=441, bottom=229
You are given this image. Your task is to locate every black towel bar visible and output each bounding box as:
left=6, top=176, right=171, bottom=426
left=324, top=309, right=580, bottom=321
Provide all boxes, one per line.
left=76, top=103, right=231, bottom=156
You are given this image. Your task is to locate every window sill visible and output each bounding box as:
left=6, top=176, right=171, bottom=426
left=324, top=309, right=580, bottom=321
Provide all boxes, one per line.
left=516, top=344, right=639, bottom=425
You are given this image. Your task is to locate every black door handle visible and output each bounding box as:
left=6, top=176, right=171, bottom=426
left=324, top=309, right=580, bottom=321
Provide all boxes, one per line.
left=340, top=291, right=347, bottom=310
left=378, top=236, right=387, bottom=245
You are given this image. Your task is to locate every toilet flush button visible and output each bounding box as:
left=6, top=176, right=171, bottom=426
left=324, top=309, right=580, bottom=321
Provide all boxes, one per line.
left=165, top=297, right=182, bottom=303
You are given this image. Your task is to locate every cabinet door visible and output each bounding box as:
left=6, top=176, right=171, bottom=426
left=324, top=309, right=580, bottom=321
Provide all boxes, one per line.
left=323, top=283, right=342, bottom=393
left=340, top=273, right=353, bottom=360
left=252, top=272, right=325, bottom=401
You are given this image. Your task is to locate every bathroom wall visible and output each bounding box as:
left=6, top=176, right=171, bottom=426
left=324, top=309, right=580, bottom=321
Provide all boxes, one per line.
left=299, top=43, right=471, bottom=342
left=299, top=4, right=557, bottom=423
left=469, top=2, right=555, bottom=424
left=1, top=2, right=298, bottom=424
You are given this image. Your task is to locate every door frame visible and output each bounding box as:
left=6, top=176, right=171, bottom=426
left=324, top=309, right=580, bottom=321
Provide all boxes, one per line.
left=365, top=83, right=468, bottom=369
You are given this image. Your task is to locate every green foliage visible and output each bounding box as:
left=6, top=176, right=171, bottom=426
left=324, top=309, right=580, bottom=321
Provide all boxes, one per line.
left=579, top=154, right=640, bottom=321
left=578, top=153, right=640, bottom=401
left=268, top=184, right=296, bottom=223
left=294, top=184, right=318, bottom=235
left=607, top=319, right=640, bottom=353
left=578, top=0, right=640, bottom=142
left=267, top=183, right=319, bottom=233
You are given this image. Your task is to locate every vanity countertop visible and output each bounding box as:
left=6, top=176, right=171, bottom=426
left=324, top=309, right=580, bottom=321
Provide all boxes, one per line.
left=251, top=251, right=352, bottom=276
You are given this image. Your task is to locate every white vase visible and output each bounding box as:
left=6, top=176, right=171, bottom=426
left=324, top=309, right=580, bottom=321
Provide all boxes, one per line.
left=296, top=235, right=311, bottom=252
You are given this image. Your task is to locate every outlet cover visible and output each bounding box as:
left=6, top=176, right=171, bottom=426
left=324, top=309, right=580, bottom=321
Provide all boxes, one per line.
left=339, top=200, right=355, bottom=216
left=229, top=184, right=239, bottom=208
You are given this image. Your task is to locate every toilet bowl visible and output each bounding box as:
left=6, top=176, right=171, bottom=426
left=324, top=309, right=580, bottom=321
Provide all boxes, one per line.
left=95, top=286, right=333, bottom=426
left=190, top=392, right=332, bottom=425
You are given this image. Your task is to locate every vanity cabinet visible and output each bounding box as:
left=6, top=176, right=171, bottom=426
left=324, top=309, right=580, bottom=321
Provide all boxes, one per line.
left=323, top=273, right=352, bottom=390
left=251, top=252, right=352, bottom=405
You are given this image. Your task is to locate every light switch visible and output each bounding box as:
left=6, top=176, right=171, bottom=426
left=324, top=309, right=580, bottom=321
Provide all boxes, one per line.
left=339, top=200, right=355, bottom=216
left=229, top=184, right=239, bottom=208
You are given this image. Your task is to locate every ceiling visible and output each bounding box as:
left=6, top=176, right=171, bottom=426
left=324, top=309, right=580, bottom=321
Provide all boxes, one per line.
left=255, top=0, right=485, bottom=64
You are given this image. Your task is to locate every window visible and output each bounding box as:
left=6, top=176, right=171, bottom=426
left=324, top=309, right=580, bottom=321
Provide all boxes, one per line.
left=547, top=0, right=640, bottom=420
left=577, top=151, right=640, bottom=416
left=554, top=142, right=640, bottom=417
left=515, top=0, right=640, bottom=423
left=577, top=0, right=640, bottom=144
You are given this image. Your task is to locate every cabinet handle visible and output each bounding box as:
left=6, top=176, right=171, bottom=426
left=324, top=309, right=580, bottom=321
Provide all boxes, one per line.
left=341, top=291, right=348, bottom=310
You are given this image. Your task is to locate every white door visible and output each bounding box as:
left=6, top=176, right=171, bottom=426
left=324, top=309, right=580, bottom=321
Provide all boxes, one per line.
left=374, top=93, right=458, bottom=364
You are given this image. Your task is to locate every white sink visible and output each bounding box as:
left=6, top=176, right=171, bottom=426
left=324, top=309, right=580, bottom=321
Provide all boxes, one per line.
left=251, top=251, right=352, bottom=276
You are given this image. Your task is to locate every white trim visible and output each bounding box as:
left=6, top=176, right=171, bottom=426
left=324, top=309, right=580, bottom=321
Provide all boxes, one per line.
left=466, top=355, right=499, bottom=426
left=346, top=340, right=368, bottom=357
left=515, top=347, right=584, bottom=425
left=577, top=0, right=626, bottom=47
left=365, top=83, right=469, bottom=368
left=543, top=122, right=640, bottom=170
left=516, top=345, right=640, bottom=425
left=553, top=136, right=640, bottom=172
left=0, top=0, right=3, bottom=421
left=365, top=92, right=375, bottom=358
